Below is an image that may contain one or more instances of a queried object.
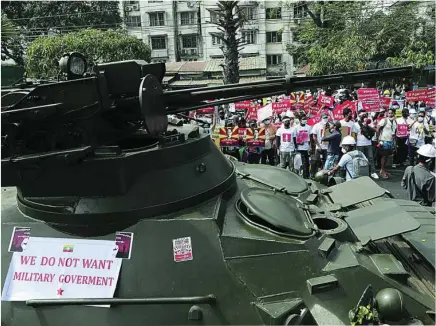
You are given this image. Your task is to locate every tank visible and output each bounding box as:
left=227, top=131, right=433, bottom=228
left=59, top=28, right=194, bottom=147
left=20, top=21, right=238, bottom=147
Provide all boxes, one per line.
left=1, top=56, right=435, bottom=325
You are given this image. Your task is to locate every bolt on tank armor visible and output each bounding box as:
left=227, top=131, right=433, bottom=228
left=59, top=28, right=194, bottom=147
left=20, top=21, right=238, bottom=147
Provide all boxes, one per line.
left=1, top=56, right=435, bottom=325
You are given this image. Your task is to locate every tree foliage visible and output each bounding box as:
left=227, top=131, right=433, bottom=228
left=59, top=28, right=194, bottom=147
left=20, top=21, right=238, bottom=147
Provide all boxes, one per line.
left=26, top=29, right=151, bottom=79
left=209, top=1, right=245, bottom=84
left=286, top=1, right=435, bottom=75
left=1, top=1, right=121, bottom=66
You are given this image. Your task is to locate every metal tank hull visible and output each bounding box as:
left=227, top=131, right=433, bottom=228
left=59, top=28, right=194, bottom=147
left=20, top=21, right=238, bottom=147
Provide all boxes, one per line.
left=2, top=161, right=435, bottom=325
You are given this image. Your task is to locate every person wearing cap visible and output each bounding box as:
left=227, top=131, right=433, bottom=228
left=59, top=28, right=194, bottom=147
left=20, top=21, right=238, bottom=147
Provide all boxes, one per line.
left=401, top=144, right=435, bottom=206
left=394, top=108, right=413, bottom=167
left=321, top=121, right=342, bottom=170
left=295, top=113, right=311, bottom=178
left=327, top=136, right=369, bottom=181
left=377, top=108, right=397, bottom=179
left=260, top=117, right=277, bottom=166
left=276, top=115, right=297, bottom=170
left=355, top=109, right=378, bottom=179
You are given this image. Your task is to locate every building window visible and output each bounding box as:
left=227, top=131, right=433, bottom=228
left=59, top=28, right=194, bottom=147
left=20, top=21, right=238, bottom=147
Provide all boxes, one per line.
left=266, top=31, right=282, bottom=43
left=210, top=11, right=219, bottom=23
left=149, top=12, right=165, bottom=26
left=182, top=35, right=197, bottom=48
left=125, top=1, right=139, bottom=4
left=212, top=34, right=223, bottom=46
left=151, top=36, right=166, bottom=50
left=266, top=8, right=281, bottom=19
left=241, top=30, right=256, bottom=44
left=241, top=7, right=254, bottom=20
left=149, top=0, right=163, bottom=2
left=125, top=15, right=141, bottom=28
left=181, top=12, right=196, bottom=25
left=267, top=55, right=282, bottom=65
left=293, top=4, right=307, bottom=18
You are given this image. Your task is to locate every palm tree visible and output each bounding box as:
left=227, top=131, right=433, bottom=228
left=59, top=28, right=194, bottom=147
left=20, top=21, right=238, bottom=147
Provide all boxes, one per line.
left=209, top=1, right=244, bottom=84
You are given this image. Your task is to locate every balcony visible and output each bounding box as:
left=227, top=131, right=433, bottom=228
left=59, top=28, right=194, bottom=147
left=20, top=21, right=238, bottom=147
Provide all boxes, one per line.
left=180, top=48, right=200, bottom=57
left=266, top=63, right=287, bottom=76
left=151, top=49, right=169, bottom=58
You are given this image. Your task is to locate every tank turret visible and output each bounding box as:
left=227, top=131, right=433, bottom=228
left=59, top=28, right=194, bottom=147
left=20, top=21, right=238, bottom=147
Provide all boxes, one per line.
left=1, top=56, right=434, bottom=325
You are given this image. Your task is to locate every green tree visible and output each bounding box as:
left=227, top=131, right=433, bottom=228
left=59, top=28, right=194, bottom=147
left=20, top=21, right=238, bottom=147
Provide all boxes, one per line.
left=209, top=1, right=245, bottom=84
left=25, top=29, right=151, bottom=79
left=286, top=1, right=435, bottom=75
left=1, top=1, right=121, bottom=66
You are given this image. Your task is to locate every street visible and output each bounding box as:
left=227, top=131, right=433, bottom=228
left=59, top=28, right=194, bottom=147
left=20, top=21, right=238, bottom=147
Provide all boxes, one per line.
left=374, top=166, right=408, bottom=200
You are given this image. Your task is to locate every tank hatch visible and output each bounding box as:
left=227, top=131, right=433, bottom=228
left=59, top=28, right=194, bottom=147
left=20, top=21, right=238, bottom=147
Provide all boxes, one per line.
left=236, top=188, right=313, bottom=238
left=235, top=163, right=308, bottom=195
left=345, top=200, right=420, bottom=242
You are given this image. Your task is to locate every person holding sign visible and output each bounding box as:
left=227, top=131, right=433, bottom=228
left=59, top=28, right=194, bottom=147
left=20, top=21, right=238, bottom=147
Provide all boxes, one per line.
left=295, top=113, right=311, bottom=178
left=395, top=108, right=413, bottom=167
left=339, top=108, right=358, bottom=138
left=409, top=109, right=430, bottom=166
left=276, top=115, right=297, bottom=170
left=260, top=118, right=277, bottom=166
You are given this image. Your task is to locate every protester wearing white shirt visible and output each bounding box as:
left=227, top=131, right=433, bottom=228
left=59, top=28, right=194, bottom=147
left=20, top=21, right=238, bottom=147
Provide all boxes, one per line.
left=339, top=108, right=358, bottom=137
left=354, top=110, right=378, bottom=179
left=276, top=116, right=297, bottom=170
left=395, top=108, right=414, bottom=166
left=409, top=110, right=430, bottom=165
left=310, top=113, right=329, bottom=175
left=295, top=115, right=312, bottom=178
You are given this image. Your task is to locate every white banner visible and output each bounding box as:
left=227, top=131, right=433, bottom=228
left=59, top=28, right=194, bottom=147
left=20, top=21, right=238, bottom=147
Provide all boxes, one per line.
left=2, top=237, right=122, bottom=305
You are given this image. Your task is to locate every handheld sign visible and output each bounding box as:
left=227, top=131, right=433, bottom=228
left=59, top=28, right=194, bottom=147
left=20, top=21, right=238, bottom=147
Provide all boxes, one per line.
left=219, top=127, right=239, bottom=146
left=397, top=124, right=408, bottom=137
left=246, top=128, right=265, bottom=147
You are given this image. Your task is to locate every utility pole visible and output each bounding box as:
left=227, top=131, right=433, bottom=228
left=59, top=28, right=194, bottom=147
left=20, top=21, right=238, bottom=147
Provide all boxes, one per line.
left=173, top=0, right=180, bottom=62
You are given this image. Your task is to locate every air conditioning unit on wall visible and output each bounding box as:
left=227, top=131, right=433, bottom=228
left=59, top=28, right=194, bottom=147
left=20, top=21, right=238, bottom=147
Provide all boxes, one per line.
left=125, top=6, right=132, bottom=11
left=132, top=4, right=139, bottom=11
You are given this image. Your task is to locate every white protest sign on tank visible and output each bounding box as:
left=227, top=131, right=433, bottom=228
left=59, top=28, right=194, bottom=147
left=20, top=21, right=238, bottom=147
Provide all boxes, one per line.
left=2, top=236, right=122, bottom=303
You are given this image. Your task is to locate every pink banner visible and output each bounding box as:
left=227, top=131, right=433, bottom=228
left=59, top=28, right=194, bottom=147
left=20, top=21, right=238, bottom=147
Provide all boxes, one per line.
left=235, top=101, right=251, bottom=110
left=308, top=114, right=321, bottom=126
left=317, top=94, right=334, bottom=107
left=397, top=124, right=408, bottom=137
left=272, top=100, right=291, bottom=114
left=196, top=107, right=214, bottom=114
left=427, top=87, right=435, bottom=107
left=357, top=88, right=379, bottom=100
left=406, top=89, right=428, bottom=102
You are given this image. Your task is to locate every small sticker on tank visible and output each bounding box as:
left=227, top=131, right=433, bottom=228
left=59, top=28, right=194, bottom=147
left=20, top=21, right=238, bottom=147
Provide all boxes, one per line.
left=173, top=237, right=193, bottom=262
left=8, top=227, right=31, bottom=253
left=114, top=232, right=134, bottom=259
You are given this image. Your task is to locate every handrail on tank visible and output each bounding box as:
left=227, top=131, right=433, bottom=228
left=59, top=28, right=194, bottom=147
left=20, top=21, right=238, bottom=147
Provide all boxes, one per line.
left=26, top=294, right=217, bottom=307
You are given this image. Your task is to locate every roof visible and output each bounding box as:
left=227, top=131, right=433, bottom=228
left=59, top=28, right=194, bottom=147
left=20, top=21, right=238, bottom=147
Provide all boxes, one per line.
left=169, top=76, right=267, bottom=87
left=179, top=61, right=206, bottom=73
left=165, top=62, right=185, bottom=73
left=204, top=57, right=266, bottom=72
left=296, top=65, right=310, bottom=74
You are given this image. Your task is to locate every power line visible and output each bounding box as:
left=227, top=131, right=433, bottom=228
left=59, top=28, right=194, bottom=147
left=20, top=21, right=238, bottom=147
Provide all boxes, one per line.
left=7, top=9, right=121, bottom=22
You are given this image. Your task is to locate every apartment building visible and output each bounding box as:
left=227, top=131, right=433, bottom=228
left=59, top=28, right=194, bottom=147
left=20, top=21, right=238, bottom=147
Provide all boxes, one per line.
left=120, top=0, right=307, bottom=75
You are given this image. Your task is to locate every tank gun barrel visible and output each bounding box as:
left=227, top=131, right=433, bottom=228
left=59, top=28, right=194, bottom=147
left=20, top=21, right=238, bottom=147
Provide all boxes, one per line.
left=163, top=66, right=416, bottom=113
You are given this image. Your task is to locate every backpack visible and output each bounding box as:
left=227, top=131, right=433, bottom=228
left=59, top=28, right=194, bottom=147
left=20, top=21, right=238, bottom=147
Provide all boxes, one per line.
left=361, top=124, right=375, bottom=140
left=345, top=150, right=370, bottom=179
